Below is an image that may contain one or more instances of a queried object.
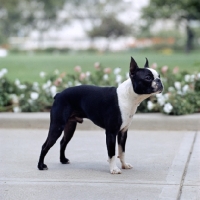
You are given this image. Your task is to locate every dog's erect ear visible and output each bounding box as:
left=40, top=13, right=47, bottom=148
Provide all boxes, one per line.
left=130, top=57, right=138, bottom=77
left=144, top=57, right=149, bottom=68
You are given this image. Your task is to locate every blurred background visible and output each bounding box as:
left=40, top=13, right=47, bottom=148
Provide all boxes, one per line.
left=1, top=0, right=200, bottom=75
left=0, top=0, right=200, bottom=114
left=1, top=0, right=200, bottom=53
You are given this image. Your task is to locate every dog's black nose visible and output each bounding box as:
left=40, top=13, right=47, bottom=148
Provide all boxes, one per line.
left=155, top=78, right=163, bottom=93
left=158, top=84, right=164, bottom=93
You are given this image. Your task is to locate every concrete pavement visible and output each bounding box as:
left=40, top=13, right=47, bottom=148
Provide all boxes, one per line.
left=0, top=128, right=199, bottom=200
left=0, top=112, right=200, bottom=130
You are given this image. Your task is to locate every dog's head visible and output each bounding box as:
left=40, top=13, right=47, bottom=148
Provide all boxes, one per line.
left=129, top=57, right=163, bottom=95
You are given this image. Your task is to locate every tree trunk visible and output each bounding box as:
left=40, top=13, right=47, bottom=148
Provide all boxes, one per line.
left=185, top=22, right=194, bottom=53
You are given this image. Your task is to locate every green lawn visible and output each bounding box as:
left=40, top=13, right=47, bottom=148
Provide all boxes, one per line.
left=0, top=51, right=200, bottom=83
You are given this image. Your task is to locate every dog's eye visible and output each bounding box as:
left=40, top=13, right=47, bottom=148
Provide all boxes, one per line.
left=145, top=76, right=151, bottom=81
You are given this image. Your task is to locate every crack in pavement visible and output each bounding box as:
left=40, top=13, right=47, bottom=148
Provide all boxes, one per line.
left=177, top=131, right=198, bottom=200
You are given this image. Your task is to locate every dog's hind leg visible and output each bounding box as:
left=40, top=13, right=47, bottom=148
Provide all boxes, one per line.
left=60, top=121, right=77, bottom=164
left=38, top=124, right=64, bottom=170
left=117, top=131, right=133, bottom=169
left=38, top=105, right=72, bottom=170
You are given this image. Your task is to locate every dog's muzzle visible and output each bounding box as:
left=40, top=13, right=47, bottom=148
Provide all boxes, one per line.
left=152, top=78, right=164, bottom=93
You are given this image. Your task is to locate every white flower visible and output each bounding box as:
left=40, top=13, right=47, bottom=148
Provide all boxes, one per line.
left=197, top=73, right=200, bottom=79
left=0, top=71, right=4, bottom=78
left=0, top=48, right=7, bottom=57
left=13, top=106, right=21, bottom=113
left=191, top=75, right=195, bottom=81
left=184, top=74, right=195, bottom=82
left=40, top=71, right=46, bottom=78
left=33, top=82, right=39, bottom=91
left=168, top=87, right=175, bottom=92
left=103, top=74, right=109, bottom=80
left=114, top=68, right=121, bottom=75
left=182, top=84, right=189, bottom=94
left=18, top=84, right=27, bottom=89
left=68, top=81, right=73, bottom=87
left=15, top=79, right=20, bottom=86
left=164, top=93, right=169, bottom=100
left=9, top=94, right=19, bottom=104
left=116, top=74, right=122, bottom=83
left=20, top=94, right=25, bottom=99
left=47, top=80, right=51, bottom=87
left=177, top=91, right=183, bottom=95
left=75, top=81, right=81, bottom=86
left=147, top=101, right=155, bottom=110
left=86, top=71, right=91, bottom=77
left=156, top=93, right=165, bottom=106
left=184, top=74, right=190, bottom=82
left=50, top=86, right=57, bottom=97
left=54, top=69, right=59, bottom=75
left=163, top=103, right=173, bottom=114
left=42, top=80, right=51, bottom=90
left=1, top=68, right=8, bottom=77
left=28, top=99, right=34, bottom=104
left=174, top=81, right=181, bottom=91
left=30, top=92, right=39, bottom=100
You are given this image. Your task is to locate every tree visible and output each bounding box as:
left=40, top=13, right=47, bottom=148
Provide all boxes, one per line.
left=0, top=0, right=131, bottom=46
left=66, top=0, right=128, bottom=23
left=0, top=0, right=66, bottom=45
left=88, top=15, right=131, bottom=38
left=87, top=15, right=132, bottom=50
left=141, top=0, right=200, bottom=53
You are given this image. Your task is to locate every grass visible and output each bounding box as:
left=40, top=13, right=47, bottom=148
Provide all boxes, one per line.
left=0, top=51, right=200, bottom=83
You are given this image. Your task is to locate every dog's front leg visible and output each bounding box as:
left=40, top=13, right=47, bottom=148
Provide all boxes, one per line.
left=117, top=131, right=133, bottom=169
left=106, top=132, right=121, bottom=174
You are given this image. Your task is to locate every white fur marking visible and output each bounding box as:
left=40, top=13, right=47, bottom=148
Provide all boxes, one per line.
left=117, top=78, right=150, bottom=132
left=118, top=145, right=133, bottom=169
left=108, top=156, right=121, bottom=174
left=147, top=68, right=159, bottom=79
left=147, top=68, right=161, bottom=90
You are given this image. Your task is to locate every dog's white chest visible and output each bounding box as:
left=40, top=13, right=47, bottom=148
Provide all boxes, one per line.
left=117, top=79, right=149, bottom=132
left=119, top=104, right=137, bottom=132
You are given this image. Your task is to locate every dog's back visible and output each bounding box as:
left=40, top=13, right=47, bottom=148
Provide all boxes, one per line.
left=53, top=85, right=122, bottom=129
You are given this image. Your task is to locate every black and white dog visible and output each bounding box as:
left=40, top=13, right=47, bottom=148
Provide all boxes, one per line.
left=38, top=57, right=163, bottom=174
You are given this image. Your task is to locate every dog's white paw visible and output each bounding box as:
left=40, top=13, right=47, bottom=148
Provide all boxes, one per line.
left=110, top=166, right=121, bottom=174
left=122, top=163, right=133, bottom=169
left=108, top=156, right=121, bottom=174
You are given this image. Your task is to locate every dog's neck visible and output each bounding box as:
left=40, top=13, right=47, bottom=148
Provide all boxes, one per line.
left=117, top=78, right=151, bottom=132
left=117, top=78, right=150, bottom=107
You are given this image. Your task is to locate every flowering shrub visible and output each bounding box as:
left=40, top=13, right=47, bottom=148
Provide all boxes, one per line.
left=0, top=62, right=199, bottom=115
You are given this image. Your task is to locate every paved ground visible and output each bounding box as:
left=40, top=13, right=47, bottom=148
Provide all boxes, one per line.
left=0, top=113, right=200, bottom=130
left=0, top=128, right=199, bottom=200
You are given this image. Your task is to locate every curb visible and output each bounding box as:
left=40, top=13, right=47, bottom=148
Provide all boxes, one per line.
left=0, top=113, right=199, bottom=131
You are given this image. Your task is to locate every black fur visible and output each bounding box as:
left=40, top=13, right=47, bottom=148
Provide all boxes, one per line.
left=38, top=86, right=122, bottom=170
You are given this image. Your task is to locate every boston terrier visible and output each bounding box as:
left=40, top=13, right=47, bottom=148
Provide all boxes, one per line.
left=38, top=57, right=163, bottom=174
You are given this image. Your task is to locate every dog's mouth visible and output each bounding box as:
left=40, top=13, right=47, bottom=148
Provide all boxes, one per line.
left=152, top=79, right=164, bottom=94
left=152, top=78, right=163, bottom=94
left=153, top=84, right=164, bottom=94
left=156, top=85, right=164, bottom=93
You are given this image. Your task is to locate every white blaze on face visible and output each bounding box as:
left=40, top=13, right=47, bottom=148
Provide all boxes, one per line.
left=147, top=68, right=159, bottom=79
left=146, top=68, right=160, bottom=90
